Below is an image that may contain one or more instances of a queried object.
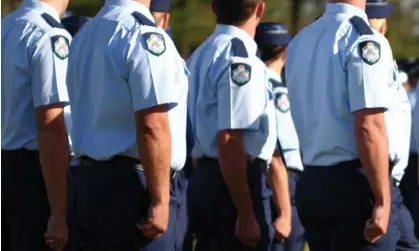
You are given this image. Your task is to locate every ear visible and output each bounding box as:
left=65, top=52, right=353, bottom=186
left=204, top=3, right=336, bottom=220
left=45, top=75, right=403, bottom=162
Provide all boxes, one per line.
left=256, top=1, right=265, bottom=19
left=281, top=47, right=288, bottom=61
left=212, top=1, right=216, bottom=15
left=162, top=13, right=170, bottom=30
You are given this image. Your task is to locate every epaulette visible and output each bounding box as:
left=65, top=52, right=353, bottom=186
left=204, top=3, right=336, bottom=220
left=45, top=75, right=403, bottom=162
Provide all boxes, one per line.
left=231, top=38, right=248, bottom=58
left=132, top=12, right=156, bottom=27
left=41, top=13, right=65, bottom=29
left=270, top=78, right=286, bottom=88
left=349, top=16, right=373, bottom=35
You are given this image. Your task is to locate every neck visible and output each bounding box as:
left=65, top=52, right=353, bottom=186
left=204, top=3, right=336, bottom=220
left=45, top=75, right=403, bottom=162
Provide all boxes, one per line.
left=267, top=60, right=284, bottom=77
left=133, top=0, right=151, bottom=8
left=236, top=21, right=257, bottom=38
left=328, top=0, right=366, bottom=11
left=40, top=0, right=63, bottom=16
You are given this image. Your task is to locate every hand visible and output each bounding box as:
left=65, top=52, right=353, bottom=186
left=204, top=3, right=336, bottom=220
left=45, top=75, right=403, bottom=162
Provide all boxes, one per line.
left=235, top=211, right=261, bottom=248
left=44, top=214, right=68, bottom=251
left=137, top=201, right=170, bottom=239
left=273, top=215, right=291, bottom=243
left=364, top=204, right=390, bottom=243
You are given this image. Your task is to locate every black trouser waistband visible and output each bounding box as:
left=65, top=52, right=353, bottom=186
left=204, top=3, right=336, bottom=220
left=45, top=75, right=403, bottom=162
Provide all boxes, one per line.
left=197, top=156, right=268, bottom=172
left=79, top=155, right=177, bottom=180
left=306, top=158, right=395, bottom=173
left=2, top=149, right=39, bottom=159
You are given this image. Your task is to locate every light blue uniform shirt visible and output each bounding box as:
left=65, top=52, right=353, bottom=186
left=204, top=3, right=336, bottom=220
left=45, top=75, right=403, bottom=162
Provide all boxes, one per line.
left=187, top=25, right=277, bottom=162
left=408, top=87, right=417, bottom=153
left=2, top=0, right=71, bottom=150
left=286, top=3, right=398, bottom=166
left=67, top=0, right=188, bottom=171
left=391, top=68, right=411, bottom=182
left=268, top=69, right=303, bottom=171
left=414, top=85, right=419, bottom=154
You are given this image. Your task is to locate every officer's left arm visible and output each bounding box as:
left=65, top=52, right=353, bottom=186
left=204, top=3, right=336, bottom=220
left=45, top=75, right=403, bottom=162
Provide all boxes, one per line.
left=269, top=150, right=291, bottom=241
left=347, top=35, right=391, bottom=217
left=217, top=57, right=266, bottom=219
left=31, top=29, right=71, bottom=247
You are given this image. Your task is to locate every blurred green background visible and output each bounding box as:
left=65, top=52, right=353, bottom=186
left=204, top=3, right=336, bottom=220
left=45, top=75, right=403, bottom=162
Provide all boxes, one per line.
left=2, top=0, right=419, bottom=59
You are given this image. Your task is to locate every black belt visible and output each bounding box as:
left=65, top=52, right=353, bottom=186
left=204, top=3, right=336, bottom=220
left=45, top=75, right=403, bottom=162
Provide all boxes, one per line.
left=79, top=155, right=176, bottom=180
left=198, top=156, right=268, bottom=172
left=307, top=158, right=396, bottom=173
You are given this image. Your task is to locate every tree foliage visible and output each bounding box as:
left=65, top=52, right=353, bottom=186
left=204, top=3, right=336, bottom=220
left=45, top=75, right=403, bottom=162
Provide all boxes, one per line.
left=2, top=0, right=418, bottom=58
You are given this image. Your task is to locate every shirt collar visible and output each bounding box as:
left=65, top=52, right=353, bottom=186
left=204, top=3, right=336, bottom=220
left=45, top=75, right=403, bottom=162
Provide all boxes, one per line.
left=105, top=0, right=154, bottom=23
left=22, top=0, right=61, bottom=22
left=325, top=3, right=369, bottom=23
left=215, top=24, right=258, bottom=56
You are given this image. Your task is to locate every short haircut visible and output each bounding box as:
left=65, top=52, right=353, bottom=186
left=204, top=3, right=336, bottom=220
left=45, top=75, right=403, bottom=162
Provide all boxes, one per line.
left=259, top=45, right=287, bottom=63
left=213, top=0, right=264, bottom=26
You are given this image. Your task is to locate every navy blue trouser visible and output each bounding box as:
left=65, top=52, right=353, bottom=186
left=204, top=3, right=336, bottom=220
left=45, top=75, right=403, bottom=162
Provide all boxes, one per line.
left=296, top=163, right=401, bottom=251
left=72, top=156, right=187, bottom=251
left=188, top=158, right=274, bottom=251
left=399, top=154, right=419, bottom=239
left=1, top=150, right=53, bottom=251
left=271, top=169, right=305, bottom=251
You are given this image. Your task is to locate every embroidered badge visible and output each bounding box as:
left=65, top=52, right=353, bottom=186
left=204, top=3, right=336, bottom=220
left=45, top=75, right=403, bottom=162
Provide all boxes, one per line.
left=51, top=36, right=69, bottom=60
left=359, top=40, right=381, bottom=65
left=143, top=32, right=166, bottom=56
left=231, top=63, right=251, bottom=86
left=275, top=93, right=290, bottom=113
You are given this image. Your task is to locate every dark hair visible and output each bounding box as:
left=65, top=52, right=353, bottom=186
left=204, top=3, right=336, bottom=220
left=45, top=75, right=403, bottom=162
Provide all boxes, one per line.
left=259, top=45, right=287, bottom=63
left=213, top=0, right=264, bottom=26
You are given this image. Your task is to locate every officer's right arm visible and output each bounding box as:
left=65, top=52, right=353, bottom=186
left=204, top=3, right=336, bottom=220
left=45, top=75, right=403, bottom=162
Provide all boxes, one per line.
left=217, top=58, right=264, bottom=224
left=32, top=30, right=70, bottom=222
left=126, top=30, right=175, bottom=212
left=347, top=37, right=391, bottom=207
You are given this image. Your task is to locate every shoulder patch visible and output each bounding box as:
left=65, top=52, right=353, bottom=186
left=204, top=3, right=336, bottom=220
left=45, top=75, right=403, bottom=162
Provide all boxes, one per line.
left=41, top=13, right=64, bottom=29
left=51, top=35, right=69, bottom=60
left=269, top=78, right=286, bottom=89
left=275, top=92, right=290, bottom=113
left=359, top=40, right=381, bottom=65
left=349, top=16, right=373, bottom=36
left=132, top=12, right=156, bottom=27
left=231, top=63, right=251, bottom=86
left=231, top=38, right=248, bottom=58
left=143, top=32, right=166, bottom=56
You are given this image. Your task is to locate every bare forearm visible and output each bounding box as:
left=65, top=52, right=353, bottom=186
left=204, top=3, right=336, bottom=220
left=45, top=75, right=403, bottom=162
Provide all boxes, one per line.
left=356, top=126, right=390, bottom=205
left=38, top=130, right=70, bottom=217
left=269, top=154, right=291, bottom=217
left=217, top=132, right=254, bottom=214
left=138, top=128, right=171, bottom=204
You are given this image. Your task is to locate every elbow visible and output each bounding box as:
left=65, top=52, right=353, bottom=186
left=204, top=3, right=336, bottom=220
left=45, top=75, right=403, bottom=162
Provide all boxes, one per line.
left=37, top=126, right=69, bottom=146
left=354, top=110, right=388, bottom=144
left=217, top=129, right=244, bottom=153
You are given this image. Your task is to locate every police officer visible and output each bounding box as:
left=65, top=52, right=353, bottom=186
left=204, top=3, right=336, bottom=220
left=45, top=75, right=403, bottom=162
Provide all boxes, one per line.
left=66, top=0, right=189, bottom=250
left=2, top=0, right=72, bottom=250
left=255, top=22, right=304, bottom=251
left=366, top=1, right=419, bottom=249
left=187, top=0, right=279, bottom=250
left=286, top=0, right=401, bottom=250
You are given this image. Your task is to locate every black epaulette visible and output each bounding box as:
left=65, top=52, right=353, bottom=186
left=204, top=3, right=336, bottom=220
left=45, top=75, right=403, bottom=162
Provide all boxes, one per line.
left=231, top=38, right=248, bottom=58
left=270, top=78, right=286, bottom=88
left=349, top=16, right=373, bottom=35
left=132, top=12, right=156, bottom=27
left=41, top=13, right=65, bottom=29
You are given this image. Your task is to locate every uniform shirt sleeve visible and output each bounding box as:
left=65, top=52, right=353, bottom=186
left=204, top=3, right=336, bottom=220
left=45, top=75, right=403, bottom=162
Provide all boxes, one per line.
left=126, top=27, right=181, bottom=112
left=31, top=28, right=70, bottom=108
left=346, top=35, right=392, bottom=112
left=217, top=56, right=266, bottom=130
